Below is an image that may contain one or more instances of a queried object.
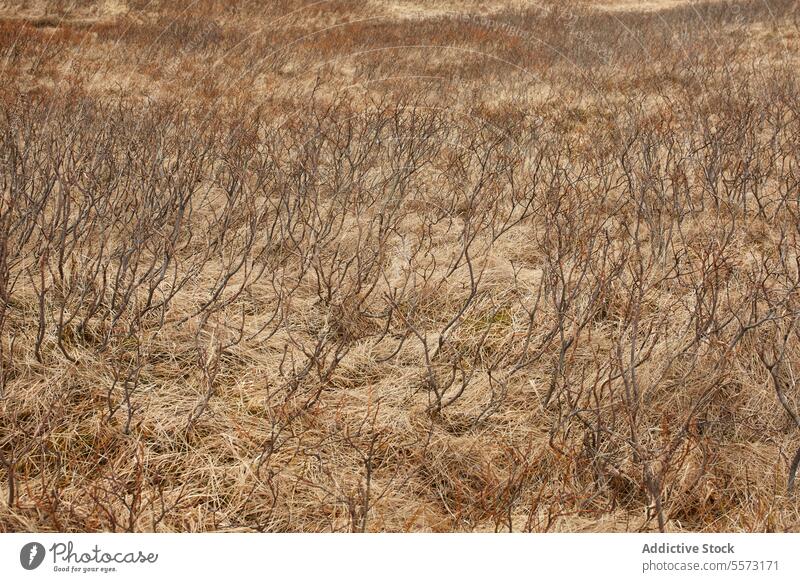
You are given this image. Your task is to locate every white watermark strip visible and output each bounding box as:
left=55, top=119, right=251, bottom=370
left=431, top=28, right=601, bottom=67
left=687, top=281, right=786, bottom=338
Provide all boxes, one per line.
left=1, top=533, right=798, bottom=581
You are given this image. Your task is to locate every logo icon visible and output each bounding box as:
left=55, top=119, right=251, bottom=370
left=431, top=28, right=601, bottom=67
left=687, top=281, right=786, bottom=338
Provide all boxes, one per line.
left=20, top=542, right=46, bottom=570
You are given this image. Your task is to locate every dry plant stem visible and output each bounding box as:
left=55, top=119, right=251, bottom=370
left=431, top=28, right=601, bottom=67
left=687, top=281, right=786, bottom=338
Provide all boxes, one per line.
left=757, top=322, right=800, bottom=491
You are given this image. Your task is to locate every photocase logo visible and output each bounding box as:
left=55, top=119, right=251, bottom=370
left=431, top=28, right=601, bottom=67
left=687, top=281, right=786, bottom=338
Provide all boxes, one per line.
left=20, top=542, right=46, bottom=570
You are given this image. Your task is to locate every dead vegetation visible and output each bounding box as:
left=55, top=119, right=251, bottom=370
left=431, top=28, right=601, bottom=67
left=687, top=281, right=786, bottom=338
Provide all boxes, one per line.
left=1, top=0, right=800, bottom=532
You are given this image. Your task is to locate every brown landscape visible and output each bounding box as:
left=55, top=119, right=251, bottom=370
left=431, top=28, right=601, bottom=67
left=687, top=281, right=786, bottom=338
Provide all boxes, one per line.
left=1, top=0, right=800, bottom=532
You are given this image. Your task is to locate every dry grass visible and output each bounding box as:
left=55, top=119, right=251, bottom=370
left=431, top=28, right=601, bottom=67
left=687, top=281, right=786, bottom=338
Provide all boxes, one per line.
left=1, top=0, right=800, bottom=532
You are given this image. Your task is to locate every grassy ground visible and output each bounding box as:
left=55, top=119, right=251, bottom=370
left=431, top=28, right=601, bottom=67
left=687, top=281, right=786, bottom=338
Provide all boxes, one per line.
left=1, top=0, right=800, bottom=532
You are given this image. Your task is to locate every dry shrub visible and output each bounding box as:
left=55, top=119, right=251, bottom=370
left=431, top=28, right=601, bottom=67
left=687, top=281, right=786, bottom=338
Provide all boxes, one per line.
left=1, top=0, right=800, bottom=533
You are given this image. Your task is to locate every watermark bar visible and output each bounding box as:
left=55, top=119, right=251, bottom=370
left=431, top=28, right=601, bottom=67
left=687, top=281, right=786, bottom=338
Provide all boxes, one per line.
left=2, top=534, right=798, bottom=581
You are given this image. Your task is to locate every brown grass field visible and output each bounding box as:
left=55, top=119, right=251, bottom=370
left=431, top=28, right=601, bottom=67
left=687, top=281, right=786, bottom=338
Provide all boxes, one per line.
left=1, top=0, right=800, bottom=532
